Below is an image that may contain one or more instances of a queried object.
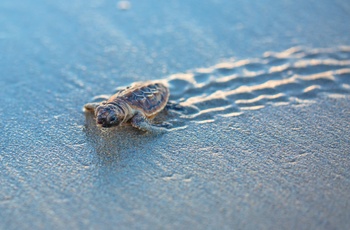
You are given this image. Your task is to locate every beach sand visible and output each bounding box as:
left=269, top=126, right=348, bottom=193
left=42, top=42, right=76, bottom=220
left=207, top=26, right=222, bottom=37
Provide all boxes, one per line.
left=1, top=0, right=350, bottom=229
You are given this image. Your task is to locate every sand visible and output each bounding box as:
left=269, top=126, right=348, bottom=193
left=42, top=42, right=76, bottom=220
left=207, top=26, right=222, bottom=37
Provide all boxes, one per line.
left=1, top=0, right=350, bottom=229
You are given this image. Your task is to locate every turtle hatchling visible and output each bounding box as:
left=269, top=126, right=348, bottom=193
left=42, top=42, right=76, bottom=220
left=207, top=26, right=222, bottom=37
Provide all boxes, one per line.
left=84, top=82, right=170, bottom=132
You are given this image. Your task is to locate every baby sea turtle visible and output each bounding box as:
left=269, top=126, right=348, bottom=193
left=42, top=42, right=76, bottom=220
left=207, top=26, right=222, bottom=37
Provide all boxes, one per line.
left=84, top=82, right=170, bottom=132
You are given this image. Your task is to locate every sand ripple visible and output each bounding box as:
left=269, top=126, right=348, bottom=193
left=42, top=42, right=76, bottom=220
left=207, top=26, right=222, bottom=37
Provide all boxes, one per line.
left=162, top=46, right=350, bottom=125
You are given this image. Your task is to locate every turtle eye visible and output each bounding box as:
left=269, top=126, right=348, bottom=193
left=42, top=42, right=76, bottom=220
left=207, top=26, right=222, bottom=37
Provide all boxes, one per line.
left=109, top=116, right=116, bottom=122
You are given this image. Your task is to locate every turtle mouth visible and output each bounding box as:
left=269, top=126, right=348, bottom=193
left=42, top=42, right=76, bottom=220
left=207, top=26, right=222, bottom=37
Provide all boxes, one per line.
left=96, top=118, right=111, bottom=128
left=101, top=123, right=113, bottom=128
left=96, top=120, right=113, bottom=128
left=96, top=119, right=119, bottom=128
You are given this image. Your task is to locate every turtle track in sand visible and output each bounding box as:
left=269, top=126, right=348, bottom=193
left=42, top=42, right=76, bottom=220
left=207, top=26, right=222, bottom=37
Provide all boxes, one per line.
left=163, top=46, right=350, bottom=127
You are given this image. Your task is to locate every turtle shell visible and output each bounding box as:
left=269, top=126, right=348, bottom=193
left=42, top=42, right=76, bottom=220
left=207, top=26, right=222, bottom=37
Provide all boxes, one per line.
left=107, top=82, right=169, bottom=117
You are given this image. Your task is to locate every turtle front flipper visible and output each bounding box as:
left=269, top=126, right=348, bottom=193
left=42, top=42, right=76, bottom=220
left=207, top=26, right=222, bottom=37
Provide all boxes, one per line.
left=84, top=102, right=100, bottom=112
left=131, top=112, right=168, bottom=133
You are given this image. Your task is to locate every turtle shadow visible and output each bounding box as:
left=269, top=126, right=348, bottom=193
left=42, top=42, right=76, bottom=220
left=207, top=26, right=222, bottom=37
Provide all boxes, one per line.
left=83, top=112, right=159, bottom=164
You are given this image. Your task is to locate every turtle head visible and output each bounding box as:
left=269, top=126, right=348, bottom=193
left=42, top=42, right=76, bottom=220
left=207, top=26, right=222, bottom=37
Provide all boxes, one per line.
left=95, top=102, right=124, bottom=128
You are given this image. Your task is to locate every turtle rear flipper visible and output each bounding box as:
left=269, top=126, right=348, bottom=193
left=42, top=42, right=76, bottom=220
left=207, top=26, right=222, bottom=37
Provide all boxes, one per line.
left=166, top=101, right=183, bottom=110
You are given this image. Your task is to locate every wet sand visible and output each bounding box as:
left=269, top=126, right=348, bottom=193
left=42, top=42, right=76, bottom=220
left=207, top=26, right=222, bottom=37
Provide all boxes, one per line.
left=1, top=0, right=350, bottom=229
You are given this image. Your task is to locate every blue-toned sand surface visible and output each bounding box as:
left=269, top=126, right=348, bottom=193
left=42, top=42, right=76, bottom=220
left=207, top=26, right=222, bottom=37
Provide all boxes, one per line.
left=1, top=0, right=350, bottom=229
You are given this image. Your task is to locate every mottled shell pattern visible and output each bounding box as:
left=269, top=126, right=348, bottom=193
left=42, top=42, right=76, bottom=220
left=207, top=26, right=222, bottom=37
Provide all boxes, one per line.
left=107, top=82, right=169, bottom=117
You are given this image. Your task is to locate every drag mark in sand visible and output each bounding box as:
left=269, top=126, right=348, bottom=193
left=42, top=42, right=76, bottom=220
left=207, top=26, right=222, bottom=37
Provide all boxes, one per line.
left=162, top=46, right=350, bottom=126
